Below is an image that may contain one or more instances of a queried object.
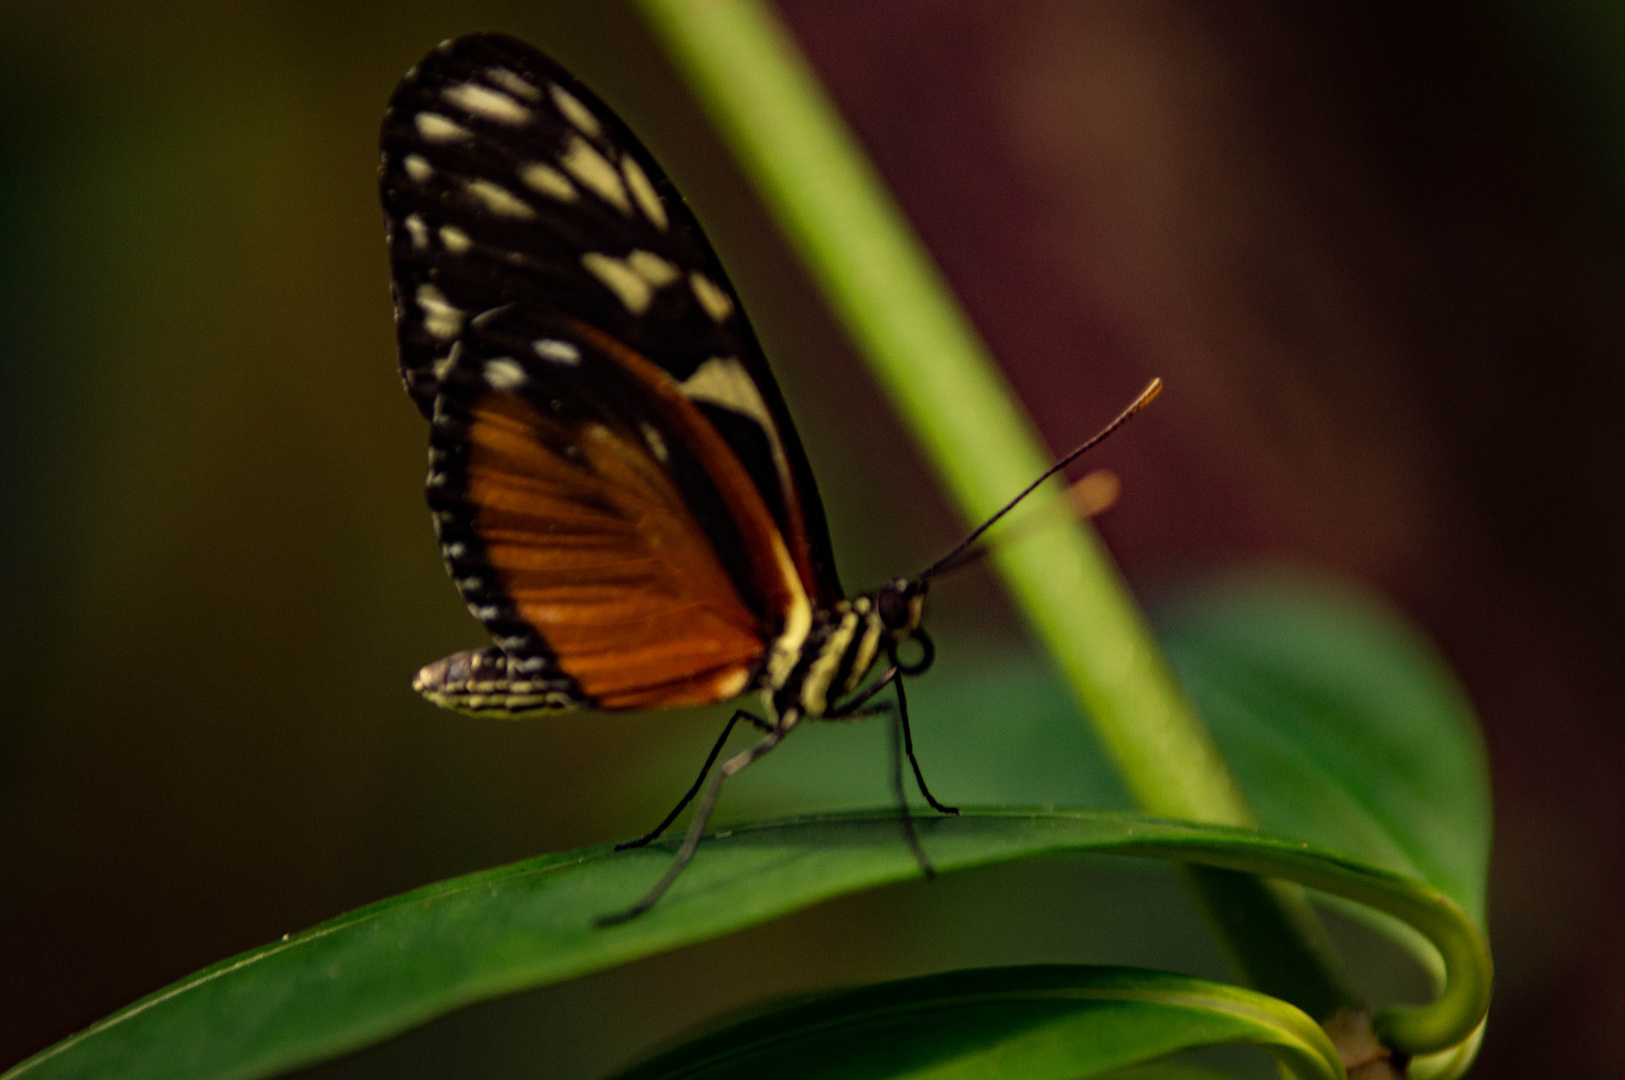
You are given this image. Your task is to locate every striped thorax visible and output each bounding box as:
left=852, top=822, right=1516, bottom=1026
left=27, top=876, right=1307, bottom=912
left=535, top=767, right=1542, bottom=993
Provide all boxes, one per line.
left=771, top=577, right=929, bottom=720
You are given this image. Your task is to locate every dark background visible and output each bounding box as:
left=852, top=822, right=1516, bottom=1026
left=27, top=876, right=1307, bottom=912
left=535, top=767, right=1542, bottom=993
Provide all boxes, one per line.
left=3, top=2, right=1622, bottom=1076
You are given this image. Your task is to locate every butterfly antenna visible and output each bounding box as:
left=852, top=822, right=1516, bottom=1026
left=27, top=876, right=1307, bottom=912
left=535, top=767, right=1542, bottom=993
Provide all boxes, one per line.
left=923, top=468, right=1120, bottom=579
left=918, top=377, right=1162, bottom=582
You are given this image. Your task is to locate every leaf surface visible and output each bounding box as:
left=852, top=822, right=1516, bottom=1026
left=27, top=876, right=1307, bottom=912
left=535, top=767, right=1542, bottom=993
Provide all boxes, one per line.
left=4, top=811, right=1487, bottom=1080
left=1159, top=574, right=1492, bottom=927
left=610, top=965, right=1342, bottom=1080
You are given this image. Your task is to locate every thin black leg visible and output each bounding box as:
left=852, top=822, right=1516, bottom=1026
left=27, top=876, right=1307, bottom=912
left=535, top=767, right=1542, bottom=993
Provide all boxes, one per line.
left=895, top=674, right=959, bottom=815
left=890, top=705, right=934, bottom=879
left=830, top=702, right=894, bottom=722
left=596, top=711, right=799, bottom=927
left=825, top=665, right=898, bottom=718
left=614, top=709, right=767, bottom=852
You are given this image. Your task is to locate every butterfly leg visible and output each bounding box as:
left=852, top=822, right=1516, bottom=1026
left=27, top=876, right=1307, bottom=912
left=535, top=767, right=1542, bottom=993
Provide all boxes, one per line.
left=828, top=671, right=947, bottom=875
left=824, top=664, right=900, bottom=718
left=889, top=702, right=934, bottom=880
left=894, top=673, right=960, bottom=816
left=615, top=709, right=772, bottom=852
left=825, top=701, right=894, bottom=722
left=597, top=710, right=801, bottom=927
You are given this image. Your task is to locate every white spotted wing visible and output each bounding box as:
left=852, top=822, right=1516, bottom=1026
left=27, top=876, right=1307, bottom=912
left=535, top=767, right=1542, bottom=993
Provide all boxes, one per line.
left=379, top=32, right=845, bottom=622
left=377, top=33, right=851, bottom=691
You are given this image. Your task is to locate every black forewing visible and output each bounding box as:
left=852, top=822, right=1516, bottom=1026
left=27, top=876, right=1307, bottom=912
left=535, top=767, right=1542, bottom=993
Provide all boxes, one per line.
left=380, top=32, right=843, bottom=604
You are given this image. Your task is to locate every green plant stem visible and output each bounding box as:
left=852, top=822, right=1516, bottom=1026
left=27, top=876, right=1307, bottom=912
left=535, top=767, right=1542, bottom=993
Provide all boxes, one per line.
left=636, top=0, right=1357, bottom=1020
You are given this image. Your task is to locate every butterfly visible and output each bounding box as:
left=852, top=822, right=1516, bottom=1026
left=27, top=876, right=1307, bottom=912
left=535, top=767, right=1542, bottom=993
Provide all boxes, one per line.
left=379, top=32, right=1158, bottom=923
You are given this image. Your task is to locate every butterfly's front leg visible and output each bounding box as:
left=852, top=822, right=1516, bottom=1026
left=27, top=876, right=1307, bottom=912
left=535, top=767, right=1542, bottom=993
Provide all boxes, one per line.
left=598, top=708, right=802, bottom=927
left=616, top=708, right=774, bottom=852
left=822, top=701, right=895, bottom=723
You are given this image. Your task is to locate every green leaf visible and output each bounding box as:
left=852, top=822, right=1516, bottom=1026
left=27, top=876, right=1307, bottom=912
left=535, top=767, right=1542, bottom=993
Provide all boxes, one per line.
left=1159, top=573, right=1493, bottom=927
left=642, top=574, right=1490, bottom=930
left=5, top=811, right=1487, bottom=1080
left=622, top=574, right=1492, bottom=1065
left=608, top=965, right=1343, bottom=1080
left=1098, top=1068, right=1257, bottom=1080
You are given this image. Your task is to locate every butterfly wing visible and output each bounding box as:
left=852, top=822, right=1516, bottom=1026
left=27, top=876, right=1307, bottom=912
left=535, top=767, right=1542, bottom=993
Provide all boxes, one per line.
left=379, top=32, right=842, bottom=614
left=418, top=306, right=813, bottom=713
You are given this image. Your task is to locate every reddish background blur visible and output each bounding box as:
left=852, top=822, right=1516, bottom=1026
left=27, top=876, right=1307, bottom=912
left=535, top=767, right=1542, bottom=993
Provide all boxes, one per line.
left=793, top=4, right=1625, bottom=1068
left=3, top=2, right=1622, bottom=1076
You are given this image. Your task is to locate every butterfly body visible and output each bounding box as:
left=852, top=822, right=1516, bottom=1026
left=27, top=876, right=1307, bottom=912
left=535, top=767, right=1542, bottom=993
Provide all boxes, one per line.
left=415, top=583, right=922, bottom=722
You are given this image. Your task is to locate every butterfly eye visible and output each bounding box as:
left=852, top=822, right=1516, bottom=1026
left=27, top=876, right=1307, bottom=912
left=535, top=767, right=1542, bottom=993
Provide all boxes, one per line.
left=877, top=578, right=925, bottom=632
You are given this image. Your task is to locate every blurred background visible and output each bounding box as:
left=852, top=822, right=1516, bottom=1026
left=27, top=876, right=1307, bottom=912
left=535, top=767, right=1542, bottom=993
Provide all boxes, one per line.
left=3, top=2, right=1623, bottom=1076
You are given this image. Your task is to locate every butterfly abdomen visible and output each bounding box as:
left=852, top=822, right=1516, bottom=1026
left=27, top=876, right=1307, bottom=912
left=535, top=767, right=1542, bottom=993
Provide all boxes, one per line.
left=413, top=647, right=582, bottom=716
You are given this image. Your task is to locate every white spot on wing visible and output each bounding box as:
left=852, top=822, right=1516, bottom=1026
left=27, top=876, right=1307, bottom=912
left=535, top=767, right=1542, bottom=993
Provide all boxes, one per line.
left=640, top=422, right=669, bottom=463
left=627, top=250, right=679, bottom=287
left=403, top=154, right=433, bottom=181
left=416, top=284, right=464, bottom=340
left=550, top=84, right=602, bottom=137
left=583, top=252, right=651, bottom=313
left=559, top=135, right=630, bottom=213
left=689, top=272, right=734, bottom=322
left=533, top=338, right=581, bottom=365
left=621, top=157, right=667, bottom=230
left=519, top=162, right=577, bottom=201
left=431, top=352, right=456, bottom=379
left=470, top=304, right=513, bottom=329
left=415, top=113, right=470, bottom=142
left=483, top=358, right=527, bottom=389
left=581, top=250, right=682, bottom=313
left=439, top=225, right=472, bottom=253
left=464, top=178, right=535, bottom=219
left=681, top=357, right=773, bottom=429
left=486, top=68, right=542, bottom=101
left=404, top=214, right=429, bottom=249
left=682, top=356, right=795, bottom=506
left=442, top=81, right=532, bottom=125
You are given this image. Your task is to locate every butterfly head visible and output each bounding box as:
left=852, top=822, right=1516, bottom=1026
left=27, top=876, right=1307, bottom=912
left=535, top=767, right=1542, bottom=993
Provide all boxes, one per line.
left=875, top=577, right=928, bottom=638
left=870, top=577, right=933, bottom=678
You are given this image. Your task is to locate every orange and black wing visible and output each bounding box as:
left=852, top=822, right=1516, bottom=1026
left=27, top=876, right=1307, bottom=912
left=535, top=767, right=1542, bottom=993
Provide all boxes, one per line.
left=379, top=32, right=842, bottom=621
left=416, top=306, right=811, bottom=714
